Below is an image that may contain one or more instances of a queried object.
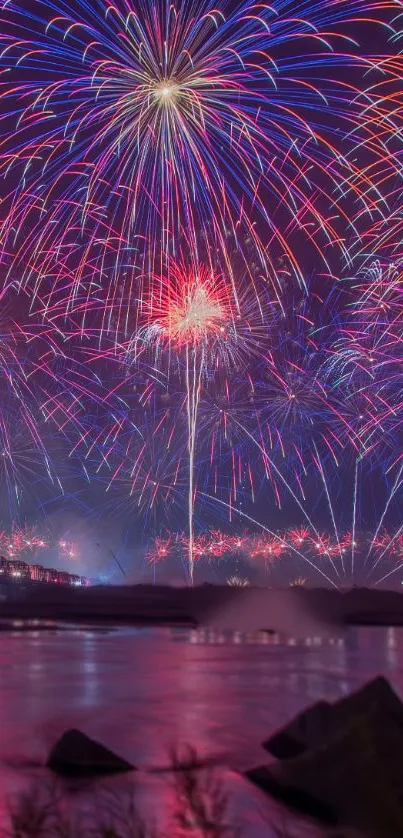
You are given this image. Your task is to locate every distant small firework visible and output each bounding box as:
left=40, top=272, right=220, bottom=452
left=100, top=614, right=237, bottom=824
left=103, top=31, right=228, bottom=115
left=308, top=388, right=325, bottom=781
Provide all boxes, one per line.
left=0, top=526, right=48, bottom=560
left=227, top=576, right=250, bottom=587
left=0, top=526, right=83, bottom=570
left=58, top=539, right=78, bottom=561
left=146, top=535, right=173, bottom=565
left=289, top=577, right=307, bottom=587
left=147, top=525, right=403, bottom=587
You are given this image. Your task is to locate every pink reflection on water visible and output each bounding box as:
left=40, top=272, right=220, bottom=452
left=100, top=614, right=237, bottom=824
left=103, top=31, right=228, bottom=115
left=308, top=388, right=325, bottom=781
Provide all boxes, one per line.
left=0, top=625, right=401, bottom=834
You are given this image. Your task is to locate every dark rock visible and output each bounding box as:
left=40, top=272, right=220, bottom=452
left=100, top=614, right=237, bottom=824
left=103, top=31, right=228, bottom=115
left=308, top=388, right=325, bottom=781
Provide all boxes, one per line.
left=248, top=702, right=403, bottom=838
left=263, top=676, right=403, bottom=758
left=246, top=765, right=336, bottom=824
left=47, top=729, right=135, bottom=777
left=331, top=675, right=403, bottom=727
left=263, top=700, right=332, bottom=759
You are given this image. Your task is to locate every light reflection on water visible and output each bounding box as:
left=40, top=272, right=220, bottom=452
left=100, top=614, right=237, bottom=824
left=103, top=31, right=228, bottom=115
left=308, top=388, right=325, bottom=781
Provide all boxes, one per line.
left=0, top=624, right=402, bottom=836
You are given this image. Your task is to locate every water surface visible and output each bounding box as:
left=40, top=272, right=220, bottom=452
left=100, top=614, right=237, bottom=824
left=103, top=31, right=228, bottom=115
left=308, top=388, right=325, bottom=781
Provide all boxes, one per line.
left=0, top=624, right=401, bottom=836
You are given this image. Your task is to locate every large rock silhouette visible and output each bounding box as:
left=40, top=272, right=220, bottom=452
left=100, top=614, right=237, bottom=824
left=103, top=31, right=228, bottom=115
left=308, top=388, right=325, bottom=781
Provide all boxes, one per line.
left=264, top=700, right=332, bottom=759
left=263, top=675, right=402, bottom=758
left=250, top=677, right=403, bottom=837
left=249, top=702, right=403, bottom=837
left=47, top=729, right=135, bottom=777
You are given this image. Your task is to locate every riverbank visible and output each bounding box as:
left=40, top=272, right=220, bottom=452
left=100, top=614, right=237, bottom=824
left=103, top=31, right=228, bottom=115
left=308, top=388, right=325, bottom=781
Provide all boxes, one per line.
left=0, top=583, right=403, bottom=634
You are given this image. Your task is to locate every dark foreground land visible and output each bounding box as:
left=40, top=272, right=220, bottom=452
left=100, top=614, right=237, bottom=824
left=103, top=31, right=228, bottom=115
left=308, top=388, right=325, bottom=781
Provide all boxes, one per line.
left=1, top=581, right=403, bottom=633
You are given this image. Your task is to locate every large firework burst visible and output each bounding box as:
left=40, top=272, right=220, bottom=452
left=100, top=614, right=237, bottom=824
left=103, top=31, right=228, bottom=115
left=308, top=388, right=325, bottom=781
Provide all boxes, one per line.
left=0, top=0, right=400, bottom=315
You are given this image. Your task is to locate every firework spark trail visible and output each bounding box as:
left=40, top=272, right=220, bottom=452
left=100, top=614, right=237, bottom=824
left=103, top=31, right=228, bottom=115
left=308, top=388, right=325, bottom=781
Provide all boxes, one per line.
left=0, top=0, right=401, bottom=319
left=230, top=416, right=342, bottom=579
left=352, top=458, right=359, bottom=577
left=365, top=452, right=403, bottom=570
left=369, top=525, right=403, bottom=584
left=373, top=564, right=403, bottom=586
left=368, top=494, right=403, bottom=577
left=184, top=343, right=204, bottom=583
left=198, top=495, right=339, bottom=588
left=312, top=441, right=345, bottom=576
left=0, top=293, right=73, bottom=513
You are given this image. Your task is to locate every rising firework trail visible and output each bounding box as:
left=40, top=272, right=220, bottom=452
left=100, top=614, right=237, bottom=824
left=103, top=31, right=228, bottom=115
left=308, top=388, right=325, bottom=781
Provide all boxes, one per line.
left=130, top=260, right=244, bottom=583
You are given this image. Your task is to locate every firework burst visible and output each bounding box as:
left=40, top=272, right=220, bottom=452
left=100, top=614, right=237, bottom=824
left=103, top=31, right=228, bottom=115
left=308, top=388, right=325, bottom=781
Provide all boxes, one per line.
left=0, top=0, right=400, bottom=316
left=128, top=260, right=255, bottom=582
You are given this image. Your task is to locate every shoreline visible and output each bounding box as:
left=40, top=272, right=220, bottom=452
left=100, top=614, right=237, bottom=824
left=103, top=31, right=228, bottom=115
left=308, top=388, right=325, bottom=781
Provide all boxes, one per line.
left=1, top=583, right=403, bottom=632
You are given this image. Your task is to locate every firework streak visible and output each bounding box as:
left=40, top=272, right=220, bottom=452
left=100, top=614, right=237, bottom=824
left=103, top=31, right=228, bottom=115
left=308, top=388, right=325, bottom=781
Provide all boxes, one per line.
left=0, top=1, right=402, bottom=583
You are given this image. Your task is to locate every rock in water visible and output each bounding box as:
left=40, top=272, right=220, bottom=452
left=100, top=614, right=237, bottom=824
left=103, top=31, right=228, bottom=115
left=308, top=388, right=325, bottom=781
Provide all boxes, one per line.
left=47, top=729, right=135, bottom=777
left=263, top=675, right=403, bottom=758
left=263, top=700, right=332, bottom=759
left=248, top=702, right=403, bottom=838
left=331, top=674, right=403, bottom=727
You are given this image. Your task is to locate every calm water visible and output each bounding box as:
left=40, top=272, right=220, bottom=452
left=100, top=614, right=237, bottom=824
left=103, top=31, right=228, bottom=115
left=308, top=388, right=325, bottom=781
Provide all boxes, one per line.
left=0, top=623, right=402, bottom=836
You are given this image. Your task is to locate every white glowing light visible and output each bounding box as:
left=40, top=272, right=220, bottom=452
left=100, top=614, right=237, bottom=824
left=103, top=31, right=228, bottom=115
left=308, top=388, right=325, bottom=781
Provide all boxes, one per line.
left=155, top=80, right=178, bottom=102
